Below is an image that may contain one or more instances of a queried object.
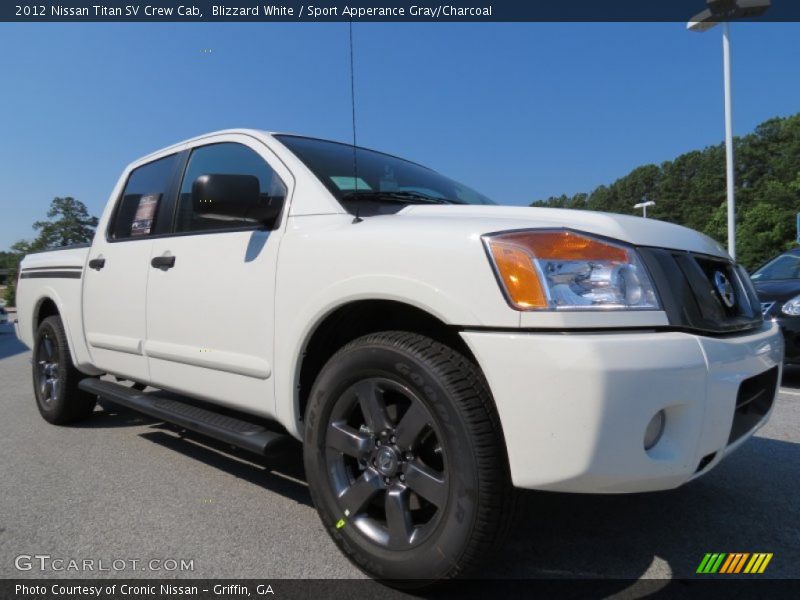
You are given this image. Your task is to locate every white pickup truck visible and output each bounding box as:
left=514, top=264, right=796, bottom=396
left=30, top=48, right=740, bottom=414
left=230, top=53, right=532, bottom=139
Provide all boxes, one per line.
left=14, top=130, right=782, bottom=581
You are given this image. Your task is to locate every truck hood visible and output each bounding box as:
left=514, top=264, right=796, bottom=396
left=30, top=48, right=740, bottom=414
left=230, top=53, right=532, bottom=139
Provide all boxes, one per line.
left=399, top=204, right=729, bottom=259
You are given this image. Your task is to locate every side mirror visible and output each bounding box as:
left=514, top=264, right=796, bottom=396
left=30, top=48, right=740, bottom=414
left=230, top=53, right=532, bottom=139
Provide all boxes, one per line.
left=192, top=174, right=283, bottom=225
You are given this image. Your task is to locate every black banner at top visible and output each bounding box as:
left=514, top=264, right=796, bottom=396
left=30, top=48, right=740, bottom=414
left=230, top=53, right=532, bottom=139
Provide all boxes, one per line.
left=3, top=0, right=800, bottom=22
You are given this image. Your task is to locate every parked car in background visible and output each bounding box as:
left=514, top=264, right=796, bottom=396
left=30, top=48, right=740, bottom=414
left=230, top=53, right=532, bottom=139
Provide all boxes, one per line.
left=0, top=306, right=7, bottom=325
left=752, top=248, right=800, bottom=364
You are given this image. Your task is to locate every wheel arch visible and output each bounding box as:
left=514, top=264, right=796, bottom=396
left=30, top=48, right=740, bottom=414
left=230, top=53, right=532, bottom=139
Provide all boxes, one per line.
left=292, top=299, right=505, bottom=448
left=31, top=293, right=82, bottom=369
left=34, top=296, right=60, bottom=329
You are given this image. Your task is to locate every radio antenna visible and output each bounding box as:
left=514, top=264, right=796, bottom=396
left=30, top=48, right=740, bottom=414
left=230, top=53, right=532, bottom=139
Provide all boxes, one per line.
left=348, top=21, right=363, bottom=223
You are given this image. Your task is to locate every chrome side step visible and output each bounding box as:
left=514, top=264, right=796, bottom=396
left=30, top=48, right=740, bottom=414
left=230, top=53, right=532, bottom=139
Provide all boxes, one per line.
left=79, top=378, right=288, bottom=455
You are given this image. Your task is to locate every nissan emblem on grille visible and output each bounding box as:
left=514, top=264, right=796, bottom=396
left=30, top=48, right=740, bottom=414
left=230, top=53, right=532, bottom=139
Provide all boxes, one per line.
left=714, top=271, right=736, bottom=308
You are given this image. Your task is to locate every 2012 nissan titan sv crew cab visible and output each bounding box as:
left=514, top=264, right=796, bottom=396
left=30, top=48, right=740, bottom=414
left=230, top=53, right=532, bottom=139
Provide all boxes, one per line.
left=15, top=130, right=782, bottom=582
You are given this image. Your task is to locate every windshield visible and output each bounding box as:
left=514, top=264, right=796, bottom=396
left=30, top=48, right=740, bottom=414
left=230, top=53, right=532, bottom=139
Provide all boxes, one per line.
left=751, top=252, right=800, bottom=281
left=275, top=135, right=495, bottom=208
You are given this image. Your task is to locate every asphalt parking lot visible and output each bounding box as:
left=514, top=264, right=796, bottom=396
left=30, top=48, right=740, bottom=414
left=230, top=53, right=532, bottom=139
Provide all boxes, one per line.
left=1, top=320, right=798, bottom=583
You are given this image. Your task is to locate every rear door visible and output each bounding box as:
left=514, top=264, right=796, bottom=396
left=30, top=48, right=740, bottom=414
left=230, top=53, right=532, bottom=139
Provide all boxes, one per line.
left=144, top=135, right=292, bottom=417
left=83, top=153, right=182, bottom=382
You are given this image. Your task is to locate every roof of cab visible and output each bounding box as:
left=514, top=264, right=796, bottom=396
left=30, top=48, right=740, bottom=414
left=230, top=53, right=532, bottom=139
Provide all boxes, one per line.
left=133, top=129, right=277, bottom=164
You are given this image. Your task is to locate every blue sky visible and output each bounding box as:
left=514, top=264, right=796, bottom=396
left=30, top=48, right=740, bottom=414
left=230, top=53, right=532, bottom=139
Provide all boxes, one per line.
left=0, top=22, right=798, bottom=251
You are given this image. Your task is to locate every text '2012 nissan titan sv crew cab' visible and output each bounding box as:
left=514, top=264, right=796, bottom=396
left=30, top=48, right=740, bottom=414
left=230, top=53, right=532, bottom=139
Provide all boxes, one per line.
left=14, top=130, right=782, bottom=582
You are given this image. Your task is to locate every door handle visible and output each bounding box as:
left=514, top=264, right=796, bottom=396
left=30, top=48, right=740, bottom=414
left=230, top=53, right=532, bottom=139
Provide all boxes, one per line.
left=88, top=258, right=105, bottom=271
left=151, top=255, right=176, bottom=270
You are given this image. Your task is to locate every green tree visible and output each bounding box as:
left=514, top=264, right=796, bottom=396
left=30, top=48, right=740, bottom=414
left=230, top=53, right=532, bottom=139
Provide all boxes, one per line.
left=3, top=198, right=99, bottom=307
left=530, top=113, right=800, bottom=269
left=737, top=193, right=797, bottom=270
left=2, top=242, right=34, bottom=308
left=31, top=197, right=99, bottom=248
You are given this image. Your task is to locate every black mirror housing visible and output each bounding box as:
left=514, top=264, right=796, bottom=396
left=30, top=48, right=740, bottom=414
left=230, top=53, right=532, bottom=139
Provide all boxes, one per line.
left=192, top=174, right=283, bottom=225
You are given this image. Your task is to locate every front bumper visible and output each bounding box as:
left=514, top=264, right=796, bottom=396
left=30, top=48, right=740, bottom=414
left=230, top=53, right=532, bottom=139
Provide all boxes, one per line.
left=461, top=321, right=783, bottom=493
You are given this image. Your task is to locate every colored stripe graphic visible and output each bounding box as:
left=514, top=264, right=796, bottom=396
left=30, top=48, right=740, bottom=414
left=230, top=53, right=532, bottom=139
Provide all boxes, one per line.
left=697, top=553, right=727, bottom=573
left=722, top=553, right=737, bottom=574
left=745, top=554, right=760, bottom=573
left=711, top=553, right=726, bottom=573
left=720, top=552, right=750, bottom=574
left=744, top=553, right=773, bottom=574
left=696, top=553, right=713, bottom=573
left=719, top=554, right=736, bottom=573
left=698, top=552, right=773, bottom=574
left=732, top=553, right=749, bottom=573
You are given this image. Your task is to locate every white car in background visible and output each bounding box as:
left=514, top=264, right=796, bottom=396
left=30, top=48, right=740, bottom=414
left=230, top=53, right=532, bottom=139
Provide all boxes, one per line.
left=13, top=130, right=782, bottom=583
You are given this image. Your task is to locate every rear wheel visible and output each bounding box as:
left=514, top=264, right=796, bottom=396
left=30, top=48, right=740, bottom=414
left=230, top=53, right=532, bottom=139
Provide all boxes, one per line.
left=33, top=315, right=96, bottom=424
left=303, top=331, right=514, bottom=583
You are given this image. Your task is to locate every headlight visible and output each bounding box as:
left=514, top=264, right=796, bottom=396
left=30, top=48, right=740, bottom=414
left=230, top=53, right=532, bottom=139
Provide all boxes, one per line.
left=483, top=229, right=660, bottom=311
left=782, top=295, right=800, bottom=316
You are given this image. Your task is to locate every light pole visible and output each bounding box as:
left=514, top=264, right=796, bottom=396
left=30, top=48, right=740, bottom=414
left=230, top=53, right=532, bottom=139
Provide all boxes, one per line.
left=687, top=0, right=771, bottom=261
left=634, top=200, right=656, bottom=218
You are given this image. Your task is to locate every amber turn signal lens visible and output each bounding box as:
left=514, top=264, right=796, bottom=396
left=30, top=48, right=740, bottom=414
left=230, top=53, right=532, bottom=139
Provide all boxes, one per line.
left=488, top=241, right=548, bottom=309
left=497, top=231, right=629, bottom=263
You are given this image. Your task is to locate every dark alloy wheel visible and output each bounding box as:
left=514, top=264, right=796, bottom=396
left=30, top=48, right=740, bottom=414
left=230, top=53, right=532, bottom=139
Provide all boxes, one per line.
left=326, top=376, right=448, bottom=550
left=33, top=315, right=96, bottom=424
left=35, top=330, right=61, bottom=407
left=304, top=331, right=514, bottom=583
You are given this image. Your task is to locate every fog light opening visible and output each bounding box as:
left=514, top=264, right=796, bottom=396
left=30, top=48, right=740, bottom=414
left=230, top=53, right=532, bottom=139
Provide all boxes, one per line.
left=644, top=410, right=666, bottom=451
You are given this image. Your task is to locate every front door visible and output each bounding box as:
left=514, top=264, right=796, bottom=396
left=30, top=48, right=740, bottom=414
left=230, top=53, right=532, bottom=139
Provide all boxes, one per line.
left=144, top=136, right=291, bottom=417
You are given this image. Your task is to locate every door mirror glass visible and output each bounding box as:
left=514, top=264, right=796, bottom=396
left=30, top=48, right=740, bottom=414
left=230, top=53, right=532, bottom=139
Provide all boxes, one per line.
left=191, top=174, right=283, bottom=224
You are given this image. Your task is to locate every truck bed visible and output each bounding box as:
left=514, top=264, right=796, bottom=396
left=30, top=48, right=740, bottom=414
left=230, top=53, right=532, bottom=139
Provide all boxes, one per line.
left=15, top=245, right=96, bottom=373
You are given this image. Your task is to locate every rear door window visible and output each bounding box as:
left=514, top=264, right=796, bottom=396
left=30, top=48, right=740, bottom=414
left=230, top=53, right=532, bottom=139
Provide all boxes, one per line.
left=110, top=154, right=178, bottom=240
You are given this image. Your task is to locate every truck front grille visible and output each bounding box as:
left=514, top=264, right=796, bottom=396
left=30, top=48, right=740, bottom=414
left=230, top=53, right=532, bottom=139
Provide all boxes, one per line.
left=637, top=248, right=763, bottom=335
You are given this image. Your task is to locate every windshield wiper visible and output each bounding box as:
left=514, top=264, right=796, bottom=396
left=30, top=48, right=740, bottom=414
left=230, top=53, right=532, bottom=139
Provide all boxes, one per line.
left=340, top=190, right=455, bottom=205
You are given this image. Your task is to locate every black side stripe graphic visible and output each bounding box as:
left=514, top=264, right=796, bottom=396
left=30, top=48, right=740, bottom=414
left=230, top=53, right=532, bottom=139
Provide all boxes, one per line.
left=20, top=271, right=82, bottom=279
left=21, top=265, right=83, bottom=272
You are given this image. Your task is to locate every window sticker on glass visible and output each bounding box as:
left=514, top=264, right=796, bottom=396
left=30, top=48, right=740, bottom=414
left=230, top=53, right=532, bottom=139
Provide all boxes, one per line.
left=130, top=193, right=160, bottom=236
left=330, top=176, right=372, bottom=191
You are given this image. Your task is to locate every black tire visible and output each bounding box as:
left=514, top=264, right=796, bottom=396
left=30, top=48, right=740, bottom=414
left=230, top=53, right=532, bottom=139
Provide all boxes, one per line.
left=303, top=331, right=514, bottom=583
left=32, top=315, right=96, bottom=424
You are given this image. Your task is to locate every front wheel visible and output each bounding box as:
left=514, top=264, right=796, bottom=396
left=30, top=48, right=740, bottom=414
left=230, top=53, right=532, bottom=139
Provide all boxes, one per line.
left=303, top=331, right=514, bottom=582
left=33, top=315, right=96, bottom=424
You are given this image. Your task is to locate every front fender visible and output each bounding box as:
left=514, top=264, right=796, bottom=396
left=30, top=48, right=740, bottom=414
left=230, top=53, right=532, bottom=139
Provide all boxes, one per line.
left=273, top=274, right=483, bottom=437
